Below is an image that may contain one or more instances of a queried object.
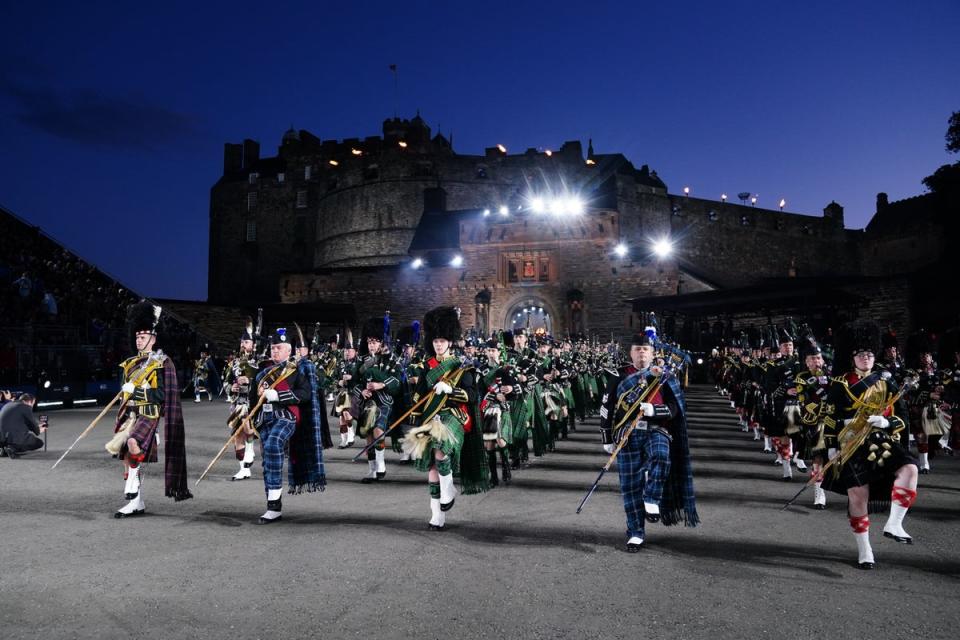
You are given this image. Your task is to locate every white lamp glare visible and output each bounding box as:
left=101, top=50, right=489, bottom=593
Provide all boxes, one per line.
left=498, top=205, right=509, bottom=216
left=411, top=257, right=423, bottom=269
left=614, top=243, right=628, bottom=257
left=652, top=238, right=673, bottom=258
left=450, top=255, right=463, bottom=267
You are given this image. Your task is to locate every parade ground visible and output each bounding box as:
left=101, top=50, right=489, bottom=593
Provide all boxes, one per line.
left=2, top=386, right=958, bottom=640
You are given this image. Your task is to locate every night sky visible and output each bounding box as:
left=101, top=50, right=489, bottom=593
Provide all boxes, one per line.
left=2, top=1, right=958, bottom=301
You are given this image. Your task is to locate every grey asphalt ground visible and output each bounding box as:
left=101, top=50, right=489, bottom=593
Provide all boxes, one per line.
left=1, top=385, right=958, bottom=640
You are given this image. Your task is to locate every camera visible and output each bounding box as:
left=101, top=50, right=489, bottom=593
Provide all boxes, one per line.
left=39, top=414, right=49, bottom=426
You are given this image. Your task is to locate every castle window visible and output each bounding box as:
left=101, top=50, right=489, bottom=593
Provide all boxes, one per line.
left=248, top=172, right=259, bottom=185
left=740, top=215, right=751, bottom=226
left=296, top=190, right=308, bottom=208
left=327, top=179, right=338, bottom=192
left=539, top=258, right=550, bottom=282
left=364, top=164, right=380, bottom=180
left=304, top=166, right=312, bottom=180
left=277, top=172, right=285, bottom=183
left=245, top=220, right=257, bottom=242
left=708, top=210, right=718, bottom=222
left=508, top=260, right=519, bottom=283
left=247, top=192, right=258, bottom=211
left=414, top=162, right=433, bottom=177
left=475, top=165, right=488, bottom=179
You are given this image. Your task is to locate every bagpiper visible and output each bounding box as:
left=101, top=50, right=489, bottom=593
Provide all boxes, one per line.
left=599, top=330, right=698, bottom=551
left=248, top=327, right=326, bottom=524
left=227, top=317, right=262, bottom=481
left=402, top=306, right=489, bottom=530
left=333, top=331, right=360, bottom=449
left=820, top=324, right=919, bottom=569
left=353, top=315, right=401, bottom=483
left=108, top=300, right=191, bottom=518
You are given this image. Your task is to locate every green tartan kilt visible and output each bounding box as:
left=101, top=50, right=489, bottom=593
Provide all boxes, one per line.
left=587, top=376, right=600, bottom=398
left=499, top=410, right=518, bottom=445
left=562, top=386, right=575, bottom=409
left=406, top=412, right=466, bottom=474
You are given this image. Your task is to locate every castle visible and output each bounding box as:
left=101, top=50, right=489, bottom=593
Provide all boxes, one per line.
left=208, top=114, right=950, bottom=346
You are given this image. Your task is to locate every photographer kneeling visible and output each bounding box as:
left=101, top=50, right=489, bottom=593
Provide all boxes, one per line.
left=0, top=393, right=45, bottom=458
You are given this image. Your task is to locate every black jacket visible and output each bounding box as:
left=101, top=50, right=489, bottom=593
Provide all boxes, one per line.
left=0, top=401, right=41, bottom=448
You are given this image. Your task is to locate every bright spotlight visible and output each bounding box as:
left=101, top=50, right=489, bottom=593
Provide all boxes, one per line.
left=697, top=358, right=704, bottom=365
left=567, top=197, right=584, bottom=215
left=43, top=380, right=52, bottom=389
left=531, top=197, right=546, bottom=213
left=450, top=255, right=463, bottom=267
left=483, top=209, right=491, bottom=217
left=614, top=243, right=628, bottom=257
left=549, top=199, right=564, bottom=216
left=498, top=205, right=509, bottom=216
left=652, top=238, right=673, bottom=258
left=411, top=257, right=423, bottom=269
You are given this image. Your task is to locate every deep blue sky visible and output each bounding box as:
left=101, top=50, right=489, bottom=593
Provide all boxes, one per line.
left=2, top=1, right=958, bottom=300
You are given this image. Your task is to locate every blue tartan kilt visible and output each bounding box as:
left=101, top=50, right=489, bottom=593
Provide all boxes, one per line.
left=616, top=427, right=672, bottom=538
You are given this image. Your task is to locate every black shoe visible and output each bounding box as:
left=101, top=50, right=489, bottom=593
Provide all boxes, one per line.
left=376, top=471, right=386, bottom=480
left=644, top=512, right=660, bottom=523
left=257, top=514, right=283, bottom=525
left=813, top=504, right=826, bottom=510
left=114, top=509, right=145, bottom=519
left=2, top=447, right=19, bottom=459
left=361, top=476, right=377, bottom=484
left=429, top=523, right=445, bottom=531
left=857, top=561, right=875, bottom=570
left=626, top=540, right=644, bottom=553
left=487, top=451, right=499, bottom=487
left=919, top=468, right=930, bottom=475
left=440, top=498, right=455, bottom=512
left=883, top=531, right=913, bottom=545
left=500, top=452, right=512, bottom=485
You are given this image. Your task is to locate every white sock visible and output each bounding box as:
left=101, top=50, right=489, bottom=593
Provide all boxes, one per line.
left=347, top=426, right=356, bottom=443
left=920, top=452, right=930, bottom=469
left=884, top=503, right=911, bottom=538
left=782, top=461, right=792, bottom=478
left=643, top=502, right=659, bottom=515
left=429, top=498, right=444, bottom=527
left=124, top=465, right=141, bottom=496
left=242, top=442, right=255, bottom=464
left=627, top=536, right=644, bottom=546
left=439, top=472, right=456, bottom=504
left=939, top=434, right=951, bottom=449
left=365, top=460, right=377, bottom=477
left=813, top=482, right=826, bottom=506
left=854, top=531, right=874, bottom=565
left=261, top=488, right=282, bottom=520
left=375, top=449, right=386, bottom=473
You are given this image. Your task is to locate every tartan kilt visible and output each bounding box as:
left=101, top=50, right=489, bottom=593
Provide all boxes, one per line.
left=407, top=412, right=466, bottom=473
left=821, top=430, right=917, bottom=506
left=122, top=414, right=160, bottom=463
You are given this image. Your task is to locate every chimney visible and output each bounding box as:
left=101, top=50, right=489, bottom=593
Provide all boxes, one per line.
left=823, top=201, right=844, bottom=226
left=876, top=192, right=889, bottom=212
left=242, top=139, right=260, bottom=169
left=223, top=143, right=243, bottom=174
